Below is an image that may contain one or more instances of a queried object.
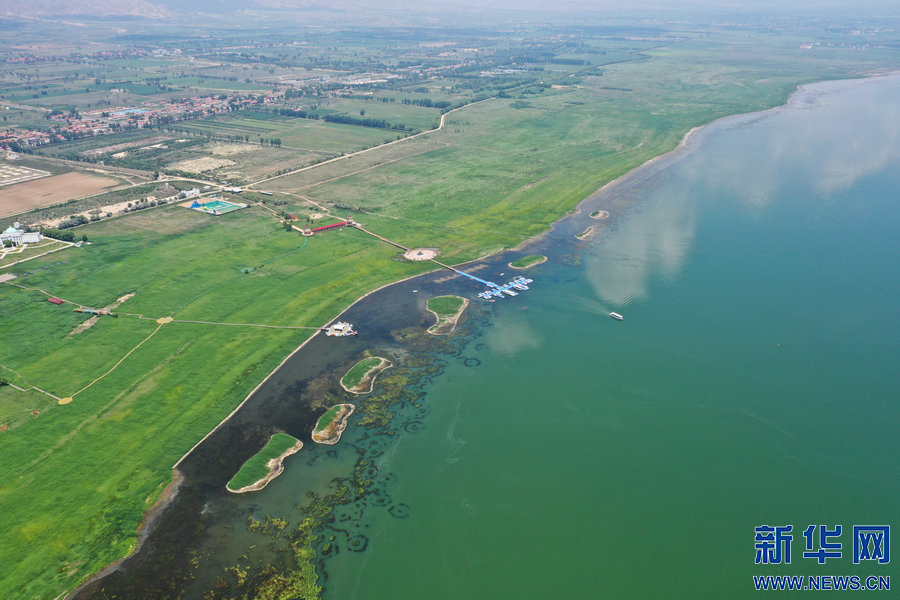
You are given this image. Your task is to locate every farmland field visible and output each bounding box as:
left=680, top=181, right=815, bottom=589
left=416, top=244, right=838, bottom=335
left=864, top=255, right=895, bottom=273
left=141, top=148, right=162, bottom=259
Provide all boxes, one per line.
left=0, top=172, right=121, bottom=216
left=175, top=113, right=405, bottom=154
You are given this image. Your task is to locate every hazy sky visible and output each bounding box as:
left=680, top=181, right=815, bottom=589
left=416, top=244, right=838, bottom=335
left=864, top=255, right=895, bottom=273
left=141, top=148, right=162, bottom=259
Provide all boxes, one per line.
left=5, top=0, right=899, bottom=16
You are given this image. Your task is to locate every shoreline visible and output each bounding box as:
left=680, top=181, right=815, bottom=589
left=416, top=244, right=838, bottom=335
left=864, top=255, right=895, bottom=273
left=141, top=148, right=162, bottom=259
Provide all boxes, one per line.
left=340, top=357, right=392, bottom=394
left=67, top=72, right=896, bottom=599
left=226, top=438, right=303, bottom=494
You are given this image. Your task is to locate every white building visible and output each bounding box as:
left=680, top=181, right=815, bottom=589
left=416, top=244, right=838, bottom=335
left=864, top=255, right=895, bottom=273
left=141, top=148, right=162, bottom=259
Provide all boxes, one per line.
left=1, top=222, right=42, bottom=247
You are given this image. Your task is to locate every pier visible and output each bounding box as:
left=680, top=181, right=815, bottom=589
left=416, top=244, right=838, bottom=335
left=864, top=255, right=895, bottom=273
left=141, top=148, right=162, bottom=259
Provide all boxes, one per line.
left=349, top=221, right=532, bottom=300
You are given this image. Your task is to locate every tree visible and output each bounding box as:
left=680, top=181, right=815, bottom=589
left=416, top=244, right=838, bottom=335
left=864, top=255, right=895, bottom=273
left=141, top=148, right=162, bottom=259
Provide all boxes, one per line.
left=81, top=234, right=88, bottom=242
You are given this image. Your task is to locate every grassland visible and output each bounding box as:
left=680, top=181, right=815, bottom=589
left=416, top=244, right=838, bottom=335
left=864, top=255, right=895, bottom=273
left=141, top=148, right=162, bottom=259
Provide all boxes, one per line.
left=1, top=19, right=899, bottom=600
left=226, top=433, right=301, bottom=491
left=0, top=239, right=71, bottom=269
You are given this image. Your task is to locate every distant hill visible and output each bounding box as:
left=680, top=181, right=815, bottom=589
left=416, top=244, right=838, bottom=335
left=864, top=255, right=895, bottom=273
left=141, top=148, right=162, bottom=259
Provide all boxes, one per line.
left=0, top=0, right=172, bottom=19
left=0, top=0, right=369, bottom=20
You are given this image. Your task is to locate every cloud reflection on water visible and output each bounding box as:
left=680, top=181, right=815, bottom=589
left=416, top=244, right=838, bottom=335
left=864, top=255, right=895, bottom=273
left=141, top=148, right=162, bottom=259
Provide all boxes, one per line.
left=584, top=185, right=697, bottom=306
left=582, top=75, right=900, bottom=307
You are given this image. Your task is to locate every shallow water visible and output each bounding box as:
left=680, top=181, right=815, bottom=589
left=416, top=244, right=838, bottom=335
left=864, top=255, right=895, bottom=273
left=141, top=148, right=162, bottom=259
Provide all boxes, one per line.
left=78, top=74, right=900, bottom=599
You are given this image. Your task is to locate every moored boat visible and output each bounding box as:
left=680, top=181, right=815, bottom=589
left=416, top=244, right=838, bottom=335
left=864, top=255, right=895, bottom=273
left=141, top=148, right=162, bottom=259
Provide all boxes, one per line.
left=325, top=321, right=358, bottom=336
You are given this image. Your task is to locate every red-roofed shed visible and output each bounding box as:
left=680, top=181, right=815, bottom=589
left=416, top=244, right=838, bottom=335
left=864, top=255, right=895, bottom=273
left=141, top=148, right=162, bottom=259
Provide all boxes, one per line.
left=47, top=297, right=64, bottom=305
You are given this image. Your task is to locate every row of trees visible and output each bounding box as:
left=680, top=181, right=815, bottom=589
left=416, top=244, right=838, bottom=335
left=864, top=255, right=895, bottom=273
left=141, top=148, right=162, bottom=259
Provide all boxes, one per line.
left=275, top=107, right=411, bottom=131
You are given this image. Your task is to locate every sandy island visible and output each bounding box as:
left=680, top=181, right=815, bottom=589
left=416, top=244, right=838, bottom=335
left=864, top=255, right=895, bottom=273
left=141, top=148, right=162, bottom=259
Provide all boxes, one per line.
left=427, top=296, right=469, bottom=335
left=590, top=210, right=609, bottom=220
left=341, top=356, right=393, bottom=394
left=311, top=403, right=355, bottom=445
left=509, top=255, right=547, bottom=269
left=226, top=438, right=303, bottom=494
left=576, top=226, right=594, bottom=239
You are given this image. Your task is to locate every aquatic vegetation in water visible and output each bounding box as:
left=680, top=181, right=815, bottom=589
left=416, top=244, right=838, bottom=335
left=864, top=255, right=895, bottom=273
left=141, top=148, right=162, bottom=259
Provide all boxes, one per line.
left=204, top=322, right=481, bottom=599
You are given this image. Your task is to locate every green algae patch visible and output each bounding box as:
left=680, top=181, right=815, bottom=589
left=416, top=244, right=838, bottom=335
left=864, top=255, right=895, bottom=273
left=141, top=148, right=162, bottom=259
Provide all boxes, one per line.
left=426, top=295, right=468, bottom=335
left=341, top=356, right=392, bottom=393
left=509, top=254, right=547, bottom=269
left=227, top=433, right=302, bottom=493
left=312, top=403, right=355, bottom=444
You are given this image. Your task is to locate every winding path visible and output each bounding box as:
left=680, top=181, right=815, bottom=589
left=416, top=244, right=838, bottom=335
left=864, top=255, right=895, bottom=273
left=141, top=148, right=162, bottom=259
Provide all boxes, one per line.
left=247, top=98, right=493, bottom=189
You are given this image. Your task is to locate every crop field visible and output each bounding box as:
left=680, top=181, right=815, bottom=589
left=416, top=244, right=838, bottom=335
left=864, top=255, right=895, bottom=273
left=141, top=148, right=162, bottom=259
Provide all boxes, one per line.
left=175, top=113, right=404, bottom=155
left=318, top=98, right=441, bottom=131
left=0, top=163, right=50, bottom=186
left=0, top=172, right=121, bottom=217
left=6, top=180, right=192, bottom=226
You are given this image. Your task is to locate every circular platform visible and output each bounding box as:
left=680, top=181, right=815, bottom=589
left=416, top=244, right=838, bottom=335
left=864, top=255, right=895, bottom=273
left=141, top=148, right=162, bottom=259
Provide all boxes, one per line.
left=403, top=248, right=438, bottom=261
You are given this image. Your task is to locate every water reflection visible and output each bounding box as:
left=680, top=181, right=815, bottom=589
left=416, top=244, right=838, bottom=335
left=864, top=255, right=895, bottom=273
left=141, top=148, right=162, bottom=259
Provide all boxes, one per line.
left=582, top=74, right=900, bottom=307
left=584, top=185, right=696, bottom=306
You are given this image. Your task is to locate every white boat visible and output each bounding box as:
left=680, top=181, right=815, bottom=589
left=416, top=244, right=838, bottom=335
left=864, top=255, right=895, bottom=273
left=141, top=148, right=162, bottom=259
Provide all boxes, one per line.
left=610, top=312, right=624, bottom=321
left=502, top=288, right=518, bottom=296
left=325, top=321, right=358, bottom=336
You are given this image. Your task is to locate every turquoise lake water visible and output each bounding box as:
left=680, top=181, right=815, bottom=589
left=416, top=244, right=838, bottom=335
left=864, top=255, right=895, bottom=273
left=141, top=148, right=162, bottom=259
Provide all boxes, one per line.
left=313, top=75, right=899, bottom=598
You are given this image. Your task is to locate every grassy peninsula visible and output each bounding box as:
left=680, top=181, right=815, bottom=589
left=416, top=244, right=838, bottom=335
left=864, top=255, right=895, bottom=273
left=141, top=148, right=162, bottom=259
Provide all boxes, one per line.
left=426, top=295, right=469, bottom=335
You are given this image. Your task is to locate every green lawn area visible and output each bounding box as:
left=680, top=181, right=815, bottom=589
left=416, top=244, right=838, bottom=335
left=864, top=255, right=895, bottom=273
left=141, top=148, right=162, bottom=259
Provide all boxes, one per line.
left=227, top=433, right=300, bottom=490
left=340, top=357, right=383, bottom=390
left=426, top=295, right=465, bottom=317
